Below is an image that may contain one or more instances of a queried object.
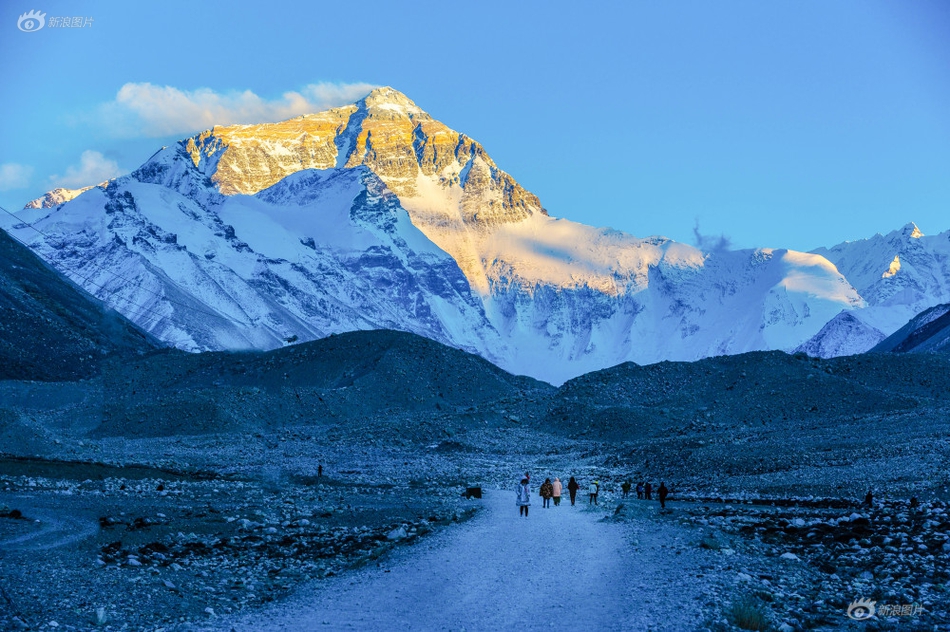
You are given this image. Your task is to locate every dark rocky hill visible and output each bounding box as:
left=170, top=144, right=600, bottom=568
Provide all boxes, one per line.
left=95, top=329, right=553, bottom=437
left=548, top=350, right=950, bottom=439
left=0, top=228, right=155, bottom=381
left=871, top=303, right=950, bottom=354
left=540, top=350, right=950, bottom=498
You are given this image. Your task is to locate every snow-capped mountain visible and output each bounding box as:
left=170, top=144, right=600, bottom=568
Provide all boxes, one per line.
left=8, top=148, right=501, bottom=361
left=792, top=311, right=885, bottom=358
left=3, top=87, right=911, bottom=384
left=24, top=185, right=100, bottom=209
left=796, top=223, right=950, bottom=356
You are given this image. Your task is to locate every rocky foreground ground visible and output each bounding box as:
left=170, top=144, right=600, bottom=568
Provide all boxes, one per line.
left=1, top=333, right=949, bottom=630
left=0, top=454, right=474, bottom=630
left=1, top=422, right=948, bottom=631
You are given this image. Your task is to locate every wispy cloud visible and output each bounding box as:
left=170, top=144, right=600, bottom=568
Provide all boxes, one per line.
left=693, top=219, right=732, bottom=253
left=99, top=82, right=378, bottom=138
left=49, top=151, right=123, bottom=189
left=0, top=163, right=34, bottom=191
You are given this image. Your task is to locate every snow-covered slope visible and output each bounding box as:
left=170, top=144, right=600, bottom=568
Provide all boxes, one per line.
left=4, top=87, right=913, bottom=383
left=801, top=223, right=950, bottom=356
left=793, top=311, right=885, bottom=358
left=5, top=144, right=502, bottom=362
left=0, top=226, right=154, bottom=381
left=871, top=303, right=950, bottom=354
left=24, top=185, right=101, bottom=209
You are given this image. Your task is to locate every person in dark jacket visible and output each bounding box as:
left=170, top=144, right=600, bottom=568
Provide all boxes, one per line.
left=658, top=482, right=669, bottom=509
left=636, top=482, right=644, bottom=500
left=621, top=481, right=632, bottom=498
left=540, top=478, right=554, bottom=508
left=644, top=482, right=653, bottom=500
left=567, top=476, right=580, bottom=506
left=864, top=490, right=873, bottom=508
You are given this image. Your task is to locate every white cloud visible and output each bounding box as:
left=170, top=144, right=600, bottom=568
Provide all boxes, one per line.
left=101, top=82, right=378, bottom=138
left=49, top=151, right=123, bottom=189
left=0, top=163, right=34, bottom=191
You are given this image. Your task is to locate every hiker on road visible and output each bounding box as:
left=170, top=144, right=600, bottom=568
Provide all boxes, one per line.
left=516, top=478, right=531, bottom=517
left=552, top=477, right=563, bottom=506
left=644, top=481, right=653, bottom=500
left=636, top=482, right=644, bottom=500
left=567, top=477, right=580, bottom=506
left=540, top=478, right=554, bottom=508
left=658, top=482, right=669, bottom=509
left=589, top=480, right=599, bottom=505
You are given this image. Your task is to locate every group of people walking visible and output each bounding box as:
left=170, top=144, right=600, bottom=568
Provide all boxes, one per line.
left=620, top=481, right=669, bottom=507
left=516, top=473, right=671, bottom=516
left=516, top=473, right=584, bottom=516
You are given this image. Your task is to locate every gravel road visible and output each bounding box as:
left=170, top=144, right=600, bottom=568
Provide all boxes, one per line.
left=217, top=489, right=715, bottom=631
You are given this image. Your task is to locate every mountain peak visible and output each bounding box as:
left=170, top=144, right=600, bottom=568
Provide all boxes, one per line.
left=903, top=222, right=924, bottom=239
left=24, top=184, right=103, bottom=209
left=359, top=86, right=425, bottom=117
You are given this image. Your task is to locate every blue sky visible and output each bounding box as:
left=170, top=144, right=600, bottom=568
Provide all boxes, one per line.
left=1, top=0, right=948, bottom=252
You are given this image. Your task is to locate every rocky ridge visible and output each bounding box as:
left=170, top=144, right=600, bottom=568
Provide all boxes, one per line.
left=0, top=227, right=153, bottom=381
left=872, top=302, right=950, bottom=354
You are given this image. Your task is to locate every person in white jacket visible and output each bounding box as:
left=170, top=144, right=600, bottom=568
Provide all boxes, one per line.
left=516, top=478, right=531, bottom=517
left=552, top=477, right=563, bottom=507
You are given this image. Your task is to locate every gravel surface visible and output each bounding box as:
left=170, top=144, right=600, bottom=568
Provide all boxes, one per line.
left=212, top=490, right=723, bottom=632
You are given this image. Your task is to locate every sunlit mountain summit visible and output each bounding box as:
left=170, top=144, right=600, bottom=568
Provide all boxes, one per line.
left=8, top=88, right=950, bottom=383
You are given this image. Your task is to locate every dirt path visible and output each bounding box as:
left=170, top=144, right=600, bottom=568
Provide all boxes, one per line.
left=216, top=490, right=717, bottom=631
left=0, top=500, right=98, bottom=552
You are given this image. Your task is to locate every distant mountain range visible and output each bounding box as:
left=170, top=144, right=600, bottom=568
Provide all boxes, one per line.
left=5, top=87, right=949, bottom=383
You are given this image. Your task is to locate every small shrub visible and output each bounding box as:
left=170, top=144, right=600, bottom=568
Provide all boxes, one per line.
left=729, top=596, right=770, bottom=631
